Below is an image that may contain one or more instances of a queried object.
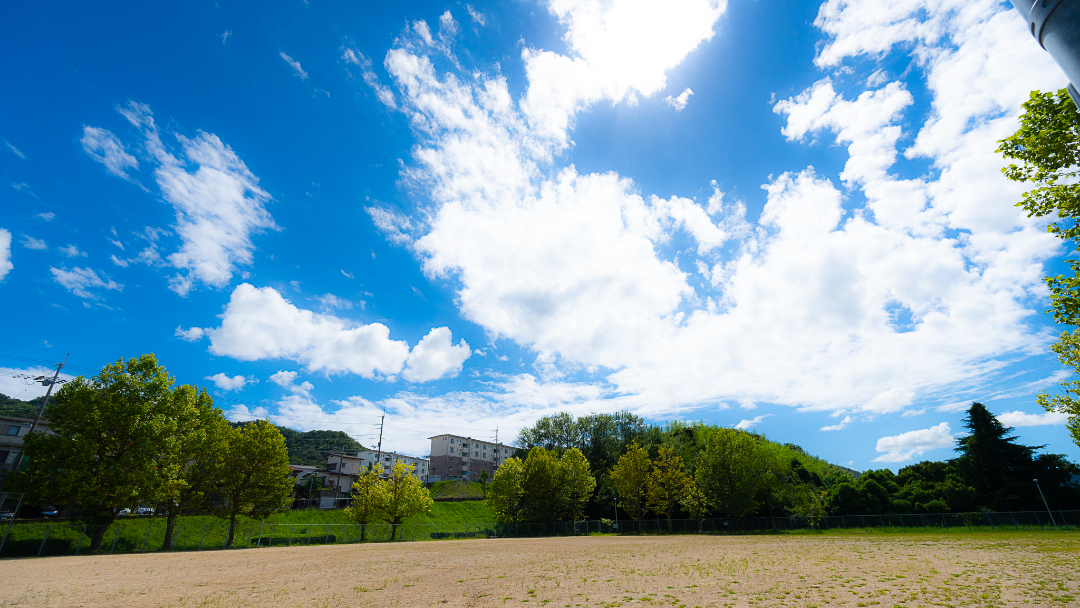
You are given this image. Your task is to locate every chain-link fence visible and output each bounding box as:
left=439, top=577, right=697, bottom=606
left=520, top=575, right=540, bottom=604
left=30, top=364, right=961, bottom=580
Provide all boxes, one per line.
left=2, top=509, right=1075, bottom=559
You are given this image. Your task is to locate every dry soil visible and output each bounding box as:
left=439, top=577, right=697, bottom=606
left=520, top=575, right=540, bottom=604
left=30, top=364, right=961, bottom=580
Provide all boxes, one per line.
left=0, top=531, right=1077, bottom=607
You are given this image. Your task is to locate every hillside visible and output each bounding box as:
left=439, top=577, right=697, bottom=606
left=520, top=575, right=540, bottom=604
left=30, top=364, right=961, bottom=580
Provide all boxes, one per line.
left=0, top=394, right=45, bottom=419
left=278, top=427, right=367, bottom=467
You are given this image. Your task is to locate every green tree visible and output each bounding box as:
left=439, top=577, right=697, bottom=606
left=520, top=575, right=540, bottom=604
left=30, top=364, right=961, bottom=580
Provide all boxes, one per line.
left=343, top=467, right=383, bottom=541
left=216, top=420, right=293, bottom=548
left=610, top=441, right=651, bottom=520
left=954, top=402, right=1036, bottom=510
left=487, top=457, right=525, bottom=523
left=999, top=89, right=1080, bottom=444
left=18, top=354, right=181, bottom=552
left=647, top=444, right=688, bottom=521
left=158, top=385, right=230, bottom=551
left=680, top=470, right=713, bottom=530
left=557, top=447, right=596, bottom=522
left=520, top=446, right=560, bottom=522
left=697, top=429, right=767, bottom=518
left=376, top=461, right=433, bottom=540
left=478, top=468, right=490, bottom=497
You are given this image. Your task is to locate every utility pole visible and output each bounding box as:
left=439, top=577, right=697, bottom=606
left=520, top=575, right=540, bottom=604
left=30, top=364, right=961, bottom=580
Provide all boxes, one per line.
left=12, top=354, right=68, bottom=475
left=374, top=414, right=385, bottom=477
left=335, top=444, right=345, bottom=508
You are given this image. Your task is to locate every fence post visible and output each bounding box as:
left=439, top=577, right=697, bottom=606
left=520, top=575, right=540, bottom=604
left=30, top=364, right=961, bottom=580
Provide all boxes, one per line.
left=941, top=513, right=947, bottom=530
left=74, top=524, right=88, bottom=555
left=1035, top=511, right=1042, bottom=530
left=38, top=525, right=51, bottom=557
left=257, top=521, right=264, bottom=547
left=246, top=524, right=254, bottom=548
left=325, top=524, right=330, bottom=544
left=879, top=514, right=885, bottom=528
left=110, top=524, right=121, bottom=554
left=986, top=512, right=993, bottom=531
left=308, top=524, right=312, bottom=544
left=1011, top=511, right=1018, bottom=530
left=920, top=514, right=926, bottom=529
left=199, top=524, right=207, bottom=550
left=142, top=520, right=153, bottom=552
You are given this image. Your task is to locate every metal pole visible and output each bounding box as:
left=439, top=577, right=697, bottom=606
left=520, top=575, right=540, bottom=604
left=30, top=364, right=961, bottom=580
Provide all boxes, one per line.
left=335, top=444, right=345, bottom=506
left=38, top=525, right=50, bottom=557
left=110, top=524, right=120, bottom=554
left=142, top=520, right=153, bottom=552
left=199, top=524, right=206, bottom=550
left=1034, top=479, right=1059, bottom=529
left=75, top=524, right=87, bottom=555
left=12, top=354, right=68, bottom=475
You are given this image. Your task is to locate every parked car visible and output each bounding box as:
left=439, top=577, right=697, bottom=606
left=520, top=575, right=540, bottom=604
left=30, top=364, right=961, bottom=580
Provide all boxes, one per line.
left=0, top=511, right=13, bottom=520
left=137, top=506, right=154, bottom=515
left=40, top=505, right=58, bottom=518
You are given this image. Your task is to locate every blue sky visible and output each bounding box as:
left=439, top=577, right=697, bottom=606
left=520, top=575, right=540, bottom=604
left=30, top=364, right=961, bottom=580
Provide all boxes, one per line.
left=2, top=0, right=1078, bottom=469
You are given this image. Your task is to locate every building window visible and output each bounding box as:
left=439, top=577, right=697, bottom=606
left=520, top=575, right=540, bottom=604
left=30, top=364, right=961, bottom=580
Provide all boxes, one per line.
left=6, top=426, right=19, bottom=436
left=328, top=463, right=337, bottom=471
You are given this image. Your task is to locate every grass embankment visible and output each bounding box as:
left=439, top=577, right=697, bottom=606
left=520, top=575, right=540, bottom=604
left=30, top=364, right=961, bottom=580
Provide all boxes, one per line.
left=428, top=479, right=485, bottom=500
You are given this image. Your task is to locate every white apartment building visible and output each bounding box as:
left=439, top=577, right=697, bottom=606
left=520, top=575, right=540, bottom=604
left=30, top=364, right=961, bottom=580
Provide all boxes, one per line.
left=326, top=450, right=429, bottom=481
left=428, top=434, right=512, bottom=481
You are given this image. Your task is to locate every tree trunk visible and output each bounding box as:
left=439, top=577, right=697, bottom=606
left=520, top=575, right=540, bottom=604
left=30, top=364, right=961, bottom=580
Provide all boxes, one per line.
left=163, top=511, right=177, bottom=551
left=226, top=513, right=237, bottom=548
left=768, top=500, right=777, bottom=532
left=390, top=518, right=399, bottom=540
left=88, top=522, right=110, bottom=552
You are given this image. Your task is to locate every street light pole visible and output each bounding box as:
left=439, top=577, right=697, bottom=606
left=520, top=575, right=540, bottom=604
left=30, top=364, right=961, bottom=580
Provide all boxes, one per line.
left=1033, top=479, right=1059, bottom=529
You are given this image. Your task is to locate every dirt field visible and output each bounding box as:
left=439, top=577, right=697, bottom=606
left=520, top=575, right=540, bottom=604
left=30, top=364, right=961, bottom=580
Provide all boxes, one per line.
left=0, top=531, right=1077, bottom=607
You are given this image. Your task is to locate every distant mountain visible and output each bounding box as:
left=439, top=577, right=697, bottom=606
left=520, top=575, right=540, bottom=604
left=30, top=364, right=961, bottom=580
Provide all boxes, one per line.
left=0, top=394, right=45, bottom=419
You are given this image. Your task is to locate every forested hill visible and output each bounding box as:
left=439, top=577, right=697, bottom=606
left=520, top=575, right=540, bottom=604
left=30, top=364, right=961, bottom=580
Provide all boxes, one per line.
left=278, top=427, right=366, bottom=467
left=229, top=421, right=366, bottom=466
left=0, top=393, right=45, bottom=419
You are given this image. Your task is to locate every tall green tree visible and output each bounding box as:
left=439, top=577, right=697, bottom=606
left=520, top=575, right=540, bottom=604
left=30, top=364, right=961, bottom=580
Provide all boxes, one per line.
left=158, top=385, right=230, bottom=551
left=557, top=447, right=596, bottom=522
left=954, top=402, right=1036, bottom=510
left=697, top=429, right=767, bottom=518
left=999, top=89, right=1080, bottom=445
left=376, top=461, right=433, bottom=540
left=343, top=467, right=382, bottom=541
left=487, top=457, right=525, bottom=523
left=520, top=446, right=560, bottom=522
left=680, top=470, right=713, bottom=529
left=216, top=419, right=293, bottom=548
left=18, top=354, right=180, bottom=552
left=610, top=441, right=651, bottom=520
left=647, top=444, right=688, bottom=521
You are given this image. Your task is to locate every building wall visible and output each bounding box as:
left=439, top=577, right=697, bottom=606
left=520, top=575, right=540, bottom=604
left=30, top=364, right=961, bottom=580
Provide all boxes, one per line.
left=326, top=451, right=429, bottom=480
left=0, top=416, right=51, bottom=481
left=428, top=434, right=512, bottom=480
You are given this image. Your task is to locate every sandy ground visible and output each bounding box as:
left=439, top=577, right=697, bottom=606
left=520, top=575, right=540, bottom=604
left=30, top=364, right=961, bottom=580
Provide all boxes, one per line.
left=0, top=532, right=1077, bottom=607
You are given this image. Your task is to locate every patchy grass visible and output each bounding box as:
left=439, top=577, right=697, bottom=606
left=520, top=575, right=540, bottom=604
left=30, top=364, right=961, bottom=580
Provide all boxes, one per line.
left=0, top=531, right=1076, bottom=606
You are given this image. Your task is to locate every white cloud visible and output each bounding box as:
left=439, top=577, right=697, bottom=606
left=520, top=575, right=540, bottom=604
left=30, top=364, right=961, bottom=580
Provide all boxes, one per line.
left=664, top=87, right=694, bottom=111
left=99, top=102, right=277, bottom=295
left=280, top=52, right=308, bottom=80
left=735, top=414, right=771, bottom=430
left=50, top=266, right=123, bottom=300
left=222, top=30, right=232, bottom=45
left=402, top=327, right=472, bottom=382
left=205, top=373, right=254, bottom=391
left=0, top=229, right=11, bottom=281
left=341, top=269, right=355, bottom=279
left=208, top=283, right=468, bottom=382
left=820, top=415, right=853, bottom=431
left=466, top=5, right=485, bottom=26
left=873, top=422, right=955, bottom=463
left=351, top=0, right=1065, bottom=425
left=81, top=126, right=139, bottom=180
left=316, top=293, right=353, bottom=311
left=21, top=235, right=46, bottom=250
left=59, top=244, right=87, bottom=258
left=3, top=139, right=26, bottom=159
left=175, top=326, right=207, bottom=342
left=36, top=212, right=55, bottom=221
left=997, top=410, right=1070, bottom=427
